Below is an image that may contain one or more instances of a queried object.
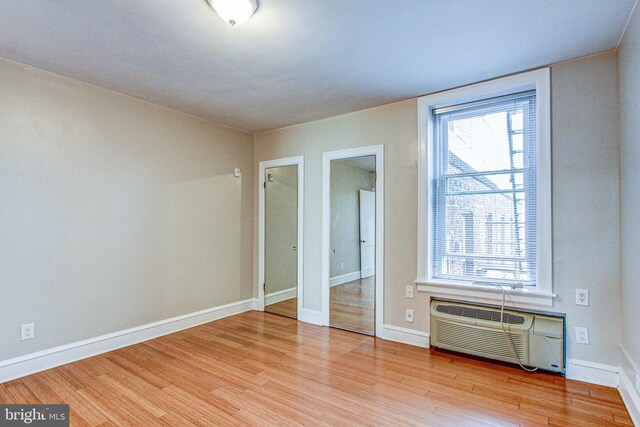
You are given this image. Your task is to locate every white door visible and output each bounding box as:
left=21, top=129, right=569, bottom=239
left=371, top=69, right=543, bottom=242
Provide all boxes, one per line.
left=359, top=189, right=375, bottom=278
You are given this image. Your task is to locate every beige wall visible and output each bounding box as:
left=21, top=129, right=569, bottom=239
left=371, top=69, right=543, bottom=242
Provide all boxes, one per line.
left=0, top=58, right=255, bottom=361
left=255, top=100, right=418, bottom=322
left=254, top=51, right=622, bottom=366
left=330, top=160, right=375, bottom=278
left=619, top=5, right=640, bottom=380
left=550, top=51, right=621, bottom=366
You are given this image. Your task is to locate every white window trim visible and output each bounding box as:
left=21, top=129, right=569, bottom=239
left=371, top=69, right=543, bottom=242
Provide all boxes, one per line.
left=416, top=68, right=554, bottom=306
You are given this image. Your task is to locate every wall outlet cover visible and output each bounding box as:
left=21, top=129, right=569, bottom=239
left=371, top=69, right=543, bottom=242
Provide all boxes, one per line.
left=405, top=309, right=414, bottom=323
left=575, top=289, right=589, bottom=306
left=406, top=285, right=414, bottom=299
left=21, top=323, right=35, bottom=341
left=575, top=327, right=589, bottom=344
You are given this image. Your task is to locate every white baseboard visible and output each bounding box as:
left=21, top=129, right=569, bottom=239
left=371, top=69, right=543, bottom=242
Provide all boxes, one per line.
left=619, top=368, right=640, bottom=426
left=299, top=308, right=323, bottom=326
left=265, top=287, right=297, bottom=305
left=621, top=345, right=640, bottom=383
left=565, top=358, right=620, bottom=388
left=0, top=298, right=258, bottom=384
left=620, top=346, right=640, bottom=426
left=361, top=267, right=375, bottom=278
left=330, top=271, right=361, bottom=287
left=379, top=324, right=430, bottom=348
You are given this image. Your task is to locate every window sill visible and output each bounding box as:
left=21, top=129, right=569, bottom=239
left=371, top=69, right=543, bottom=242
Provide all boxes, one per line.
left=415, top=279, right=556, bottom=307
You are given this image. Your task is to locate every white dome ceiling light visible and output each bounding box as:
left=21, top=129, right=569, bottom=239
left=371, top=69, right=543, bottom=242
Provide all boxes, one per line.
left=207, top=0, right=258, bottom=26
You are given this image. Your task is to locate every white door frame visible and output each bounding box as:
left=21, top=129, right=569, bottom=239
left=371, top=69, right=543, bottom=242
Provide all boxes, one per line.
left=322, top=145, right=384, bottom=335
left=258, top=156, right=304, bottom=319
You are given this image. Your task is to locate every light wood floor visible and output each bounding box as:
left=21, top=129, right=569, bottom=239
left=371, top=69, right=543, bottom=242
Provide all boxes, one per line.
left=0, top=311, right=632, bottom=426
left=265, top=296, right=297, bottom=318
left=267, top=277, right=375, bottom=333
left=330, top=276, right=374, bottom=334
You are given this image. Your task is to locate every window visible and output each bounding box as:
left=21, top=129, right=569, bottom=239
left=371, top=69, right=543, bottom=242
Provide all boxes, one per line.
left=417, top=69, right=552, bottom=301
left=433, top=91, right=536, bottom=286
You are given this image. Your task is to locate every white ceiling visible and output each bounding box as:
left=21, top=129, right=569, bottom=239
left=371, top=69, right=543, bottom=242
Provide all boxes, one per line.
left=0, top=1, right=635, bottom=132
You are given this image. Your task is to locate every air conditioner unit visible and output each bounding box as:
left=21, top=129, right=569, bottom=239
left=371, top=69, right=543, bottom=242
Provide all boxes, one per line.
left=430, top=300, right=564, bottom=373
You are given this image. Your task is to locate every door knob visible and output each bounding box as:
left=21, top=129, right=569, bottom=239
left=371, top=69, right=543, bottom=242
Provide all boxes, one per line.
left=360, top=240, right=366, bottom=243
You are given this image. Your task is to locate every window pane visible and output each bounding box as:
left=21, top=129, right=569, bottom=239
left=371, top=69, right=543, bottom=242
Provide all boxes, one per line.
left=445, top=110, right=514, bottom=174
left=433, top=92, right=536, bottom=286
left=439, top=193, right=532, bottom=282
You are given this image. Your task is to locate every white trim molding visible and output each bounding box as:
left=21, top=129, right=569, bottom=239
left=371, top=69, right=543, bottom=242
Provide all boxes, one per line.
left=379, top=325, right=430, bottom=348
left=565, top=358, right=620, bottom=388
left=619, top=345, right=640, bottom=426
left=264, top=287, right=297, bottom=306
left=322, top=145, right=384, bottom=336
left=416, top=281, right=555, bottom=308
left=0, top=298, right=258, bottom=384
left=416, top=68, right=553, bottom=301
left=299, top=308, right=323, bottom=326
left=258, top=156, right=305, bottom=320
left=330, top=271, right=361, bottom=287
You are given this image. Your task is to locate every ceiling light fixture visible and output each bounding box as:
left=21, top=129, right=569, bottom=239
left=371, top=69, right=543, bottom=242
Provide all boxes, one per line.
left=207, top=0, right=258, bottom=26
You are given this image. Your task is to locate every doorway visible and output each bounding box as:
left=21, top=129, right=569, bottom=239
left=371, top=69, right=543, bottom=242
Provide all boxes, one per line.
left=322, top=146, right=384, bottom=336
left=259, top=157, right=304, bottom=320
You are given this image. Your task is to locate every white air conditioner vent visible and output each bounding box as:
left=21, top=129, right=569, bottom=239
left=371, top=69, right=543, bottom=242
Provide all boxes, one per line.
left=435, top=319, right=527, bottom=360
left=435, top=303, right=525, bottom=324
left=430, top=300, right=565, bottom=372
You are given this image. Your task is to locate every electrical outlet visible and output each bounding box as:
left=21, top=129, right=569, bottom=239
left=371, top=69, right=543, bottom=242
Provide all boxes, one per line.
left=405, top=309, right=414, bottom=323
left=576, top=289, right=589, bottom=306
left=340, top=262, right=344, bottom=269
left=21, top=323, right=35, bottom=341
left=406, top=285, right=414, bottom=299
left=575, top=327, right=589, bottom=344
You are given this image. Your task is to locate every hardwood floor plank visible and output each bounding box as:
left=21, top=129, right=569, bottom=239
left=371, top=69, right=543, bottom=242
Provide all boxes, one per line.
left=35, top=371, right=111, bottom=426
left=6, top=382, right=41, bottom=404
left=1, top=311, right=632, bottom=426
left=571, top=395, right=629, bottom=415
